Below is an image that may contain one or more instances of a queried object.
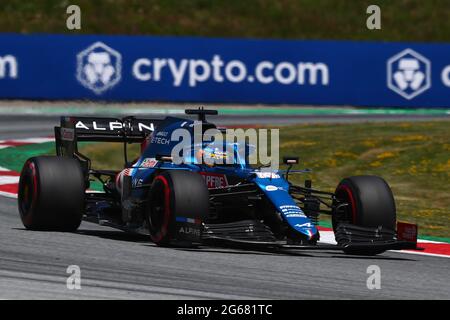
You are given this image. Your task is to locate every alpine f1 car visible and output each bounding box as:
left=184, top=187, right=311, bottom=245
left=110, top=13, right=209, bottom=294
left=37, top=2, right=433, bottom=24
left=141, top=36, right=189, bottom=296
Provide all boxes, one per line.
left=17, top=108, right=417, bottom=255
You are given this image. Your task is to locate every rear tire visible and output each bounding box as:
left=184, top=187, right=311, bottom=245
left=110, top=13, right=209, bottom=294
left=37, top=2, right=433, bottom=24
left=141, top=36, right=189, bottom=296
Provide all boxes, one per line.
left=147, top=170, right=209, bottom=245
left=18, top=156, right=85, bottom=231
left=333, top=175, right=396, bottom=255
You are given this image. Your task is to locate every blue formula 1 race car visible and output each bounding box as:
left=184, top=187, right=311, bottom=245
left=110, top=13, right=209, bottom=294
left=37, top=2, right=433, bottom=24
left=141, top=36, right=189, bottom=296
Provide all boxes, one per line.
left=17, top=108, right=417, bottom=255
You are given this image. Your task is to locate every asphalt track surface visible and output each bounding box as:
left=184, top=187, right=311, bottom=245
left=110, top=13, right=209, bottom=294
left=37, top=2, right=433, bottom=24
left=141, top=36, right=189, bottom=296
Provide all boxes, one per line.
left=0, top=114, right=449, bottom=299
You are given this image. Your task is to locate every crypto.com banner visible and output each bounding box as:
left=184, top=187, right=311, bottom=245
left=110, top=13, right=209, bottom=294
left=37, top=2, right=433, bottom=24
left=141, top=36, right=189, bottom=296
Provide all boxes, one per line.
left=0, top=33, right=449, bottom=107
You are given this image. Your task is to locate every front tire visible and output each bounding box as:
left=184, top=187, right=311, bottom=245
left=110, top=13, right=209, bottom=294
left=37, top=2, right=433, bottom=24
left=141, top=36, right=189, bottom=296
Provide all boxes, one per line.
left=18, top=156, right=85, bottom=231
left=333, top=175, right=396, bottom=255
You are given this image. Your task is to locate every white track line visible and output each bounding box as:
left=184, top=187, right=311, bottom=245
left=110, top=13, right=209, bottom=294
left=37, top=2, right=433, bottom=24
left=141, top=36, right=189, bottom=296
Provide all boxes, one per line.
left=0, top=191, right=17, bottom=199
left=0, top=176, right=20, bottom=184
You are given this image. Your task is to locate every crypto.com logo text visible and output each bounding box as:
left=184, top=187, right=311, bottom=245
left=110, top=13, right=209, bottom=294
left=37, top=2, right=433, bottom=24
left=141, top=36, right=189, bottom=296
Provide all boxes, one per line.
left=387, top=48, right=431, bottom=100
left=75, top=42, right=329, bottom=94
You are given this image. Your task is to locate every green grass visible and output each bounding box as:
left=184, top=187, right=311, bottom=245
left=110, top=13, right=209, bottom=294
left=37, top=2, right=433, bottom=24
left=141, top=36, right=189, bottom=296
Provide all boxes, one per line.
left=77, top=121, right=450, bottom=238
left=0, top=142, right=55, bottom=172
left=79, top=142, right=141, bottom=171
left=1, top=0, right=449, bottom=42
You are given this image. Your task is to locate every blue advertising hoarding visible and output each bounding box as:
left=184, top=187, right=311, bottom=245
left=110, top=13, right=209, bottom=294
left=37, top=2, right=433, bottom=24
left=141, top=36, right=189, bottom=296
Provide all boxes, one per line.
left=0, top=33, right=449, bottom=107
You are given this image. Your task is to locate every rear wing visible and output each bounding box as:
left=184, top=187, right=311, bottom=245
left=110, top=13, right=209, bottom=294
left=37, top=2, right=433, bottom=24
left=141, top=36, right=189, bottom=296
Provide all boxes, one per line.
left=56, top=115, right=160, bottom=140
left=55, top=116, right=161, bottom=170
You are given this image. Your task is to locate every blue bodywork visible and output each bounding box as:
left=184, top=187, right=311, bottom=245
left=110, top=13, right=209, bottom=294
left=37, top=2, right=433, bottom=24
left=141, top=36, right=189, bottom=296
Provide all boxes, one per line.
left=126, top=116, right=318, bottom=241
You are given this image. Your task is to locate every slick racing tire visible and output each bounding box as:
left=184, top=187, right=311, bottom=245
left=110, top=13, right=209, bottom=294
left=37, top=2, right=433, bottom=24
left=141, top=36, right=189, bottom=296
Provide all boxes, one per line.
left=18, top=156, right=85, bottom=231
left=333, top=175, right=396, bottom=255
left=147, top=170, right=209, bottom=246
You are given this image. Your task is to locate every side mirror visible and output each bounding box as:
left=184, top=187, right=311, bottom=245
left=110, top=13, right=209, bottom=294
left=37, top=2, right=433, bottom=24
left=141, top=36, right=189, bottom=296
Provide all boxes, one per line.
left=283, top=156, right=298, bottom=183
left=283, top=156, right=299, bottom=165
